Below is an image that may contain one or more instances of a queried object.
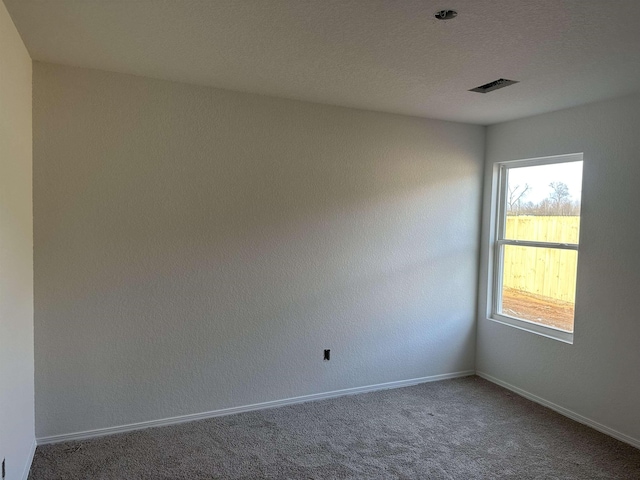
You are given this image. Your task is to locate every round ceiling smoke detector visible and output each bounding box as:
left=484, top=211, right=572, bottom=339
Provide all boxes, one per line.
left=434, top=9, right=457, bottom=20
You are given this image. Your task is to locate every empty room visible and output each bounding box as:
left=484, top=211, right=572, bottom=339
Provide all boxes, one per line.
left=2, top=1, right=640, bottom=479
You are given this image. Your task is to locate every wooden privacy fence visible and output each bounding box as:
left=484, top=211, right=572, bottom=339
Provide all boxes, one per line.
left=503, top=216, right=580, bottom=302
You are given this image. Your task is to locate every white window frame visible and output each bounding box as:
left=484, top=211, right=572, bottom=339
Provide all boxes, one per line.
left=489, top=153, right=583, bottom=344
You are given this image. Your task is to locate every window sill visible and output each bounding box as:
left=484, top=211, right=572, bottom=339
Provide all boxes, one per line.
left=487, top=313, right=574, bottom=344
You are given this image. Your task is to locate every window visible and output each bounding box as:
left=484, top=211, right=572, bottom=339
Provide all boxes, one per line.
left=491, top=154, right=583, bottom=343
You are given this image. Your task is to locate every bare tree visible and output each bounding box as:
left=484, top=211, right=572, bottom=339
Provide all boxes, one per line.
left=507, top=183, right=530, bottom=215
left=549, top=181, right=571, bottom=215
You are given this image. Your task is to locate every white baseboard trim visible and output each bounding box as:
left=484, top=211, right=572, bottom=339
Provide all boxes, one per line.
left=21, top=439, right=36, bottom=480
left=37, top=370, right=474, bottom=445
left=477, top=371, right=640, bottom=450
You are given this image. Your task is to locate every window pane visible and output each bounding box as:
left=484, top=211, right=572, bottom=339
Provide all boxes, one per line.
left=505, top=162, right=582, bottom=243
left=500, top=245, right=578, bottom=332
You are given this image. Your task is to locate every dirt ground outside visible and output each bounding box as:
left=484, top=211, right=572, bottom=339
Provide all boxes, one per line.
left=501, top=287, right=574, bottom=332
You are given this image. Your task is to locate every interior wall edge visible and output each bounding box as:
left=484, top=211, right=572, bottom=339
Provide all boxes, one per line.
left=0, top=1, right=35, bottom=479
left=36, top=370, right=475, bottom=446
left=19, top=441, right=36, bottom=480
left=477, top=372, right=640, bottom=451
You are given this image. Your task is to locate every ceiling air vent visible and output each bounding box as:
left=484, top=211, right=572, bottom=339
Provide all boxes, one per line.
left=469, top=78, right=518, bottom=93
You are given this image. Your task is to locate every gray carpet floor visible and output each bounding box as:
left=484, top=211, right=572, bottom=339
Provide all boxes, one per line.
left=29, top=376, right=640, bottom=479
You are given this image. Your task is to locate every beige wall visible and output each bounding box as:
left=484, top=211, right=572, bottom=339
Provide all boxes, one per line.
left=0, top=1, right=34, bottom=478
left=33, top=62, right=484, bottom=439
left=477, top=92, right=640, bottom=446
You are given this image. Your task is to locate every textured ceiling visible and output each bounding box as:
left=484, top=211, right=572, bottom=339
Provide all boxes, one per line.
left=5, top=0, right=640, bottom=124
